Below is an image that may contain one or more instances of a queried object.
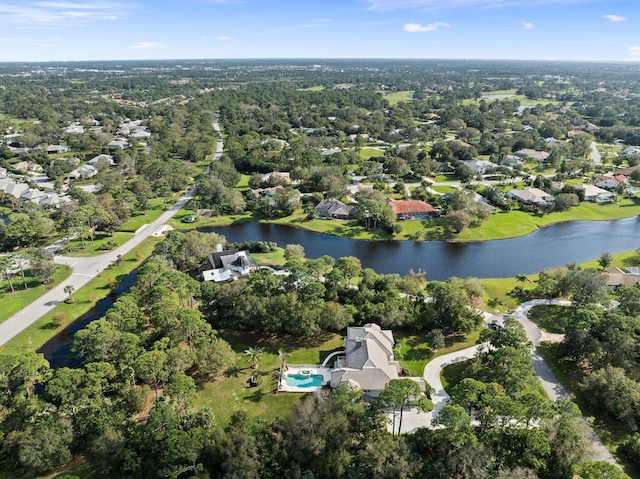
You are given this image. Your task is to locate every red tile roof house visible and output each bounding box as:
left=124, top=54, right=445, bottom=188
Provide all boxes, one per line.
left=595, top=174, right=628, bottom=190
left=386, top=198, right=439, bottom=221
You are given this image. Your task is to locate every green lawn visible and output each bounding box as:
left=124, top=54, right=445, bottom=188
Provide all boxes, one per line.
left=431, top=185, right=459, bottom=195
left=192, top=331, right=344, bottom=426
left=479, top=276, right=525, bottom=313
left=0, top=237, right=160, bottom=356
left=455, top=197, right=640, bottom=242
left=119, top=198, right=167, bottom=233
left=63, top=232, right=132, bottom=257
left=359, top=147, right=385, bottom=161
left=396, top=329, right=481, bottom=378
left=236, top=174, right=251, bottom=190
left=0, top=265, right=71, bottom=324
left=0, top=112, right=32, bottom=128
left=383, top=90, right=414, bottom=105
left=441, top=359, right=472, bottom=391
left=462, top=91, right=559, bottom=108
left=527, top=304, right=574, bottom=333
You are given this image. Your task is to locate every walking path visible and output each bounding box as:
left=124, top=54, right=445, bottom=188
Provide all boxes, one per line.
left=393, top=299, right=617, bottom=466
left=0, top=115, right=222, bottom=347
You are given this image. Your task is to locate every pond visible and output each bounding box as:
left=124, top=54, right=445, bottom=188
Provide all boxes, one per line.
left=200, top=217, right=640, bottom=280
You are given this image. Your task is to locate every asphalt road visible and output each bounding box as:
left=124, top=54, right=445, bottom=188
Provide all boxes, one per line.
left=0, top=115, right=223, bottom=347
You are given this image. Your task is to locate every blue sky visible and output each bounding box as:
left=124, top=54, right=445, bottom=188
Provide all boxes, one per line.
left=0, top=0, right=638, bottom=62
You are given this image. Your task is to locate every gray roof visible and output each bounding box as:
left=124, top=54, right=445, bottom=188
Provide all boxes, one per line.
left=315, top=199, right=355, bottom=218
left=331, top=323, right=401, bottom=392
left=208, top=249, right=256, bottom=270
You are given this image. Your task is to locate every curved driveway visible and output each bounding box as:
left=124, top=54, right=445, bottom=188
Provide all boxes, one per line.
left=0, top=115, right=222, bottom=346
left=395, top=300, right=617, bottom=466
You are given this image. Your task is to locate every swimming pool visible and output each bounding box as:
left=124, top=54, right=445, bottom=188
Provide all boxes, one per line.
left=285, top=373, right=324, bottom=388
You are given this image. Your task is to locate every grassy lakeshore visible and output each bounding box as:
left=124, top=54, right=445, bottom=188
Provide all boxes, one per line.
left=171, top=195, right=640, bottom=245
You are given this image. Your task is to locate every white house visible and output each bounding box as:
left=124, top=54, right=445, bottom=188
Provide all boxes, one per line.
left=514, top=149, right=550, bottom=162
left=46, top=144, right=69, bottom=154
left=579, top=184, right=615, bottom=203
left=64, top=123, right=85, bottom=135
left=595, top=174, right=627, bottom=190
left=200, top=246, right=256, bottom=283
left=20, top=188, right=47, bottom=203
left=87, top=154, right=115, bottom=167
left=68, top=164, right=98, bottom=180
left=107, top=138, right=130, bottom=150
left=462, top=159, right=498, bottom=174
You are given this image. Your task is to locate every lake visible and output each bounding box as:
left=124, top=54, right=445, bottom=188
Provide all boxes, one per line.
left=201, top=217, right=640, bottom=280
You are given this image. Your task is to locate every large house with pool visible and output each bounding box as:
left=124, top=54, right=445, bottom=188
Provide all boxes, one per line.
left=330, top=323, right=403, bottom=397
left=279, top=323, right=420, bottom=397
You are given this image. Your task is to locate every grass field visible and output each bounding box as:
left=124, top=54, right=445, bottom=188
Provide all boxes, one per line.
left=359, top=147, right=385, bottom=161
left=0, top=265, right=71, bottom=324
left=383, top=90, right=414, bottom=105
left=0, top=112, right=32, bottom=128
left=462, top=90, right=560, bottom=108
left=455, top=197, right=640, bottom=242
left=192, top=331, right=344, bottom=426
left=236, top=174, right=251, bottom=190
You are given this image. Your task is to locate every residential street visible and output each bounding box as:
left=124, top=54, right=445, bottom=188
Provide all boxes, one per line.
left=0, top=116, right=223, bottom=346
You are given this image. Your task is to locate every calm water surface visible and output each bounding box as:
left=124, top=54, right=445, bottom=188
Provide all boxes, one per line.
left=203, top=217, right=640, bottom=280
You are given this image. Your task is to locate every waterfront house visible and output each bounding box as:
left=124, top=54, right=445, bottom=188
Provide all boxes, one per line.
left=579, top=184, right=615, bottom=203
left=200, top=245, right=256, bottom=283
left=315, top=199, right=356, bottom=219
left=386, top=198, right=439, bottom=221
left=508, top=187, right=554, bottom=207
left=595, top=174, right=627, bottom=190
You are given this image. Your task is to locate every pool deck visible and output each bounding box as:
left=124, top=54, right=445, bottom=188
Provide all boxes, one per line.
left=278, top=366, right=332, bottom=393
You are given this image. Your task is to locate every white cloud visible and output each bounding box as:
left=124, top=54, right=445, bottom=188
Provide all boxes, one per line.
left=629, top=46, right=640, bottom=60
left=216, top=35, right=231, bottom=41
left=127, top=42, right=165, bottom=50
left=521, top=21, right=535, bottom=30
left=0, top=1, right=134, bottom=26
left=270, top=19, right=333, bottom=34
left=404, top=22, right=450, bottom=32
left=603, top=14, right=627, bottom=23
left=366, top=0, right=600, bottom=11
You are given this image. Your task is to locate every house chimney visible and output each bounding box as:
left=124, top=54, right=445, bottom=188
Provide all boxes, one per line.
left=216, top=243, right=223, bottom=253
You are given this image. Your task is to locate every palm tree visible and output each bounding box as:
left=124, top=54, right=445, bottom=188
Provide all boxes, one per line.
left=515, top=273, right=530, bottom=287
left=0, top=255, right=16, bottom=294
left=278, top=349, right=290, bottom=369
left=64, top=284, right=75, bottom=303
left=244, top=346, right=263, bottom=369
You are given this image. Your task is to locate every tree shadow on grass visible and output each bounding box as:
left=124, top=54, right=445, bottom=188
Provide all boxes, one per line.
left=220, top=330, right=338, bottom=353
left=39, top=321, right=59, bottom=330
left=245, top=388, right=266, bottom=403
left=402, top=347, right=433, bottom=361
